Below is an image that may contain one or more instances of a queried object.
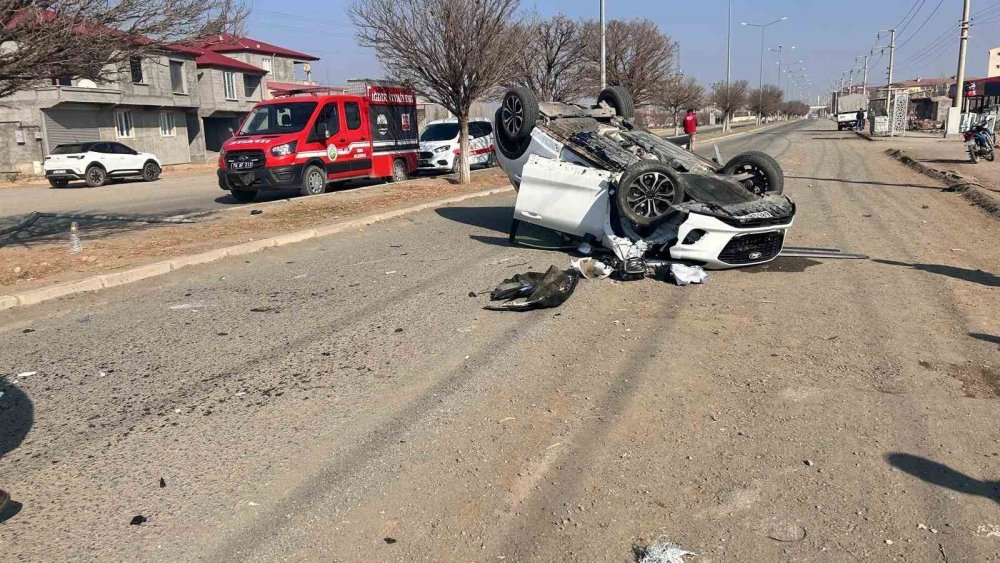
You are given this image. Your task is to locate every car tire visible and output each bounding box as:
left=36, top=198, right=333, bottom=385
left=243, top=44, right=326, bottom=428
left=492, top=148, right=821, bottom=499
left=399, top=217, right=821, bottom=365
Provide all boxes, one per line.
left=84, top=165, right=107, bottom=187
left=391, top=158, right=409, bottom=182
left=48, top=178, right=69, bottom=188
left=499, top=87, right=539, bottom=142
left=494, top=108, right=532, bottom=161
left=721, top=151, right=784, bottom=196
left=300, top=164, right=327, bottom=196
left=615, top=160, right=686, bottom=227
left=598, top=86, right=636, bottom=121
left=230, top=189, right=257, bottom=203
left=142, top=161, right=161, bottom=182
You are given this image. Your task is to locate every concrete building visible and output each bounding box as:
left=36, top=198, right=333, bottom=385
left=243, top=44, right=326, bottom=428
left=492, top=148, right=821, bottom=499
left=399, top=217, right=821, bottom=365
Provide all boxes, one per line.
left=0, top=35, right=318, bottom=177
left=989, top=47, right=1000, bottom=79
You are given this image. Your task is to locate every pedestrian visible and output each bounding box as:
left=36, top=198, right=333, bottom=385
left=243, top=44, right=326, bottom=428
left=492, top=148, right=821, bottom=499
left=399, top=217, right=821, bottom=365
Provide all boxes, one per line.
left=683, top=108, right=698, bottom=151
left=855, top=107, right=865, bottom=131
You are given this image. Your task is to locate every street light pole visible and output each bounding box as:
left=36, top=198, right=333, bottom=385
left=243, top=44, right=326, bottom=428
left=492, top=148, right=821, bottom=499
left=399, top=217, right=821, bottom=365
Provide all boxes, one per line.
left=743, top=17, right=788, bottom=125
left=725, top=0, right=732, bottom=131
left=600, top=0, right=606, bottom=90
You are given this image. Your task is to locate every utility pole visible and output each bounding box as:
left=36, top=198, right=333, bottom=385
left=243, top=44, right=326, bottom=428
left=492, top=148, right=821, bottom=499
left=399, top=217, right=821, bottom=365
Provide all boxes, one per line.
left=743, top=17, right=788, bottom=125
left=600, top=0, right=606, bottom=90
left=887, top=29, right=896, bottom=86
left=725, top=0, right=732, bottom=131
left=952, top=0, right=971, bottom=110
left=857, top=54, right=869, bottom=95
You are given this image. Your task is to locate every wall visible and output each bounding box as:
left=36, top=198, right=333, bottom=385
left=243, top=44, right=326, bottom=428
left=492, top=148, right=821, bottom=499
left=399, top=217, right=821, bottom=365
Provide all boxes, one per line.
left=989, top=48, right=1000, bottom=79
left=225, top=52, right=299, bottom=82
left=118, top=54, right=200, bottom=107
left=0, top=104, right=47, bottom=177
left=198, top=68, right=259, bottom=116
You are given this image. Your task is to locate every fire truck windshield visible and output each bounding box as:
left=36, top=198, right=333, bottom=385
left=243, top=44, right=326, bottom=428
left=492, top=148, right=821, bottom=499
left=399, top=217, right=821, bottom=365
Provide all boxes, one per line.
left=238, top=102, right=318, bottom=136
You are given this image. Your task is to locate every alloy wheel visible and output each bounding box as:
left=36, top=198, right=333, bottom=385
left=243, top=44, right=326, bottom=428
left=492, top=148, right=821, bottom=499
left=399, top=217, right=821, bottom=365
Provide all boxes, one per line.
left=625, top=171, right=676, bottom=219
left=501, top=95, right=523, bottom=139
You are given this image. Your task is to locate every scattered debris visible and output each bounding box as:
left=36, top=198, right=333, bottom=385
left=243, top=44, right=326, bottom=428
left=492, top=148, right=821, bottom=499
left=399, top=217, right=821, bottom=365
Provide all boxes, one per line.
left=21, top=328, right=34, bottom=334
left=577, top=242, right=593, bottom=255
left=248, top=501, right=260, bottom=507
left=383, top=537, right=398, bottom=545
left=250, top=209, right=263, bottom=215
left=885, top=539, right=893, bottom=545
left=467, top=291, right=477, bottom=298
left=249, top=307, right=276, bottom=313
left=804, top=459, right=815, bottom=466
left=976, top=524, right=1000, bottom=538
left=16, top=371, right=36, bottom=378
left=571, top=257, right=614, bottom=280
left=634, top=536, right=695, bottom=563
left=669, top=263, right=708, bottom=286
left=394, top=328, right=404, bottom=333
left=485, top=266, right=578, bottom=312
left=129, top=515, right=148, bottom=526
left=385, top=271, right=397, bottom=275
left=766, top=521, right=807, bottom=542
left=159, top=478, right=166, bottom=488
left=169, top=302, right=205, bottom=311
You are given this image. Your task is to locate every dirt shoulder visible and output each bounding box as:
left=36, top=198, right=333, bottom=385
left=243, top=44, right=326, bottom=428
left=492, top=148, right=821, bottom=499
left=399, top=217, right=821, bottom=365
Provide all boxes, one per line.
left=0, top=170, right=509, bottom=291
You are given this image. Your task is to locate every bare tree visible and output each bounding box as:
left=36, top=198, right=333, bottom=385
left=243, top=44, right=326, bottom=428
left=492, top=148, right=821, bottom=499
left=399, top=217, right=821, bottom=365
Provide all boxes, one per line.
left=711, top=79, right=748, bottom=128
left=0, top=1, right=246, bottom=99
left=748, top=85, right=783, bottom=120
left=512, top=13, right=586, bottom=102
left=781, top=100, right=810, bottom=117
left=351, top=0, right=523, bottom=184
left=580, top=18, right=676, bottom=106
left=656, top=75, right=704, bottom=135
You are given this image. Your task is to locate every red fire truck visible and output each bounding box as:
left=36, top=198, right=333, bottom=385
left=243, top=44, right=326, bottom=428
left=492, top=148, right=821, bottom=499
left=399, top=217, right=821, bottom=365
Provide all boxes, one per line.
left=218, top=81, right=419, bottom=202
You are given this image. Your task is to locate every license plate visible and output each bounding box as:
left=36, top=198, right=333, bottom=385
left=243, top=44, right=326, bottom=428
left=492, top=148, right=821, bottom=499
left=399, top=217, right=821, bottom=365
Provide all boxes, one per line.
left=230, top=161, right=255, bottom=170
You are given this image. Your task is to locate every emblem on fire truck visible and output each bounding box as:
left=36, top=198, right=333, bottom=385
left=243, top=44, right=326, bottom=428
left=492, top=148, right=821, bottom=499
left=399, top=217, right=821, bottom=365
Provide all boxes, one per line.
left=326, top=144, right=339, bottom=161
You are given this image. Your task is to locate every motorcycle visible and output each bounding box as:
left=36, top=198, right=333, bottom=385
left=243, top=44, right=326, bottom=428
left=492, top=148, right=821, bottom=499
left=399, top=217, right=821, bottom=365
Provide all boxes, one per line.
left=964, top=124, right=996, bottom=163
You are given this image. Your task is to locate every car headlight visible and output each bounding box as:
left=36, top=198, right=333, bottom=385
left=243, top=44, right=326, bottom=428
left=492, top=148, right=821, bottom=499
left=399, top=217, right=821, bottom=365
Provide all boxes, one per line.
left=270, top=141, right=297, bottom=157
left=434, top=145, right=450, bottom=154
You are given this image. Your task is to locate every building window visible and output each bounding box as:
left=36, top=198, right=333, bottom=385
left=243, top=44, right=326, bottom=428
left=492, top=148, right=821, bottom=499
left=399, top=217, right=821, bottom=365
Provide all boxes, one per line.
left=262, top=58, right=272, bottom=73
left=223, top=71, right=238, bottom=100
left=159, top=112, right=176, bottom=137
left=130, top=58, right=144, bottom=84
left=244, top=75, right=261, bottom=99
left=52, top=76, right=72, bottom=86
left=170, top=61, right=186, bottom=94
left=115, top=110, right=134, bottom=138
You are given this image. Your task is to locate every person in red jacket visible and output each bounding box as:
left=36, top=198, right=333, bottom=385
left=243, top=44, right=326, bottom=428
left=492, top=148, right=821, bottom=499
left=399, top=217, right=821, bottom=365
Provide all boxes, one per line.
left=683, top=108, right=698, bottom=151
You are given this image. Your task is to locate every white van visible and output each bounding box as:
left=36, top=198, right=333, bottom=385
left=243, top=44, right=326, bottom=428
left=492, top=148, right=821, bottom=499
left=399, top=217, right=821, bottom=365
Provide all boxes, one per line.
left=418, top=118, right=496, bottom=173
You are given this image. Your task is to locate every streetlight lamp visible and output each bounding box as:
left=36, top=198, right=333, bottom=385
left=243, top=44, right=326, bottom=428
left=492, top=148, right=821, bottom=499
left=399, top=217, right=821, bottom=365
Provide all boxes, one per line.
left=768, top=45, right=795, bottom=93
left=743, top=16, right=789, bottom=124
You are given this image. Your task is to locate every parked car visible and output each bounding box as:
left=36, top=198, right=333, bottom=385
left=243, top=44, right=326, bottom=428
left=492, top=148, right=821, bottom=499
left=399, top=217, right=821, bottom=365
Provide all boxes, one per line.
left=417, top=118, right=496, bottom=173
left=44, top=142, right=162, bottom=188
left=493, top=86, right=796, bottom=270
left=218, top=82, right=419, bottom=203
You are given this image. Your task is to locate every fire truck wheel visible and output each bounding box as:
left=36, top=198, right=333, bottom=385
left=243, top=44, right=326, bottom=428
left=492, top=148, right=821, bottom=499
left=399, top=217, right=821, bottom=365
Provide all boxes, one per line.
left=301, top=164, right=327, bottom=196
left=391, top=159, right=409, bottom=183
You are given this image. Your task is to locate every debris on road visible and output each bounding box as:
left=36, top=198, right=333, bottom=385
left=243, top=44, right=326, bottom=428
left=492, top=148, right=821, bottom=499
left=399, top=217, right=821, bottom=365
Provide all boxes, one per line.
left=485, top=266, right=578, bottom=311
left=383, top=537, right=397, bottom=545
left=129, top=515, right=147, bottom=526
left=635, top=536, right=695, bottom=563
left=668, top=263, right=708, bottom=286
left=250, top=209, right=263, bottom=215
left=571, top=257, right=613, bottom=280
left=16, top=371, right=35, bottom=378
left=159, top=478, right=166, bottom=488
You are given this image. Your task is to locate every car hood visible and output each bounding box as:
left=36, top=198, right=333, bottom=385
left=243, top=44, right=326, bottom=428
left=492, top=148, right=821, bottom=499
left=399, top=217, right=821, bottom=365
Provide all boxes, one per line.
left=223, top=134, right=296, bottom=151
left=419, top=139, right=457, bottom=151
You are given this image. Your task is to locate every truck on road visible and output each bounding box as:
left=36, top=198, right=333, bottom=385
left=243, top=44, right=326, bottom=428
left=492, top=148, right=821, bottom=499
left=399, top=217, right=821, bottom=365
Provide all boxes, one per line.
left=832, top=93, right=868, bottom=131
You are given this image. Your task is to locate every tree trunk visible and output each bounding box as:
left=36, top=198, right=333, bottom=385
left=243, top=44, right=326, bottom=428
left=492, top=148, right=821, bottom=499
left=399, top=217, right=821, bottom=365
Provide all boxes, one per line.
left=723, top=113, right=730, bottom=132
left=673, top=112, right=680, bottom=136
left=458, top=114, right=471, bottom=184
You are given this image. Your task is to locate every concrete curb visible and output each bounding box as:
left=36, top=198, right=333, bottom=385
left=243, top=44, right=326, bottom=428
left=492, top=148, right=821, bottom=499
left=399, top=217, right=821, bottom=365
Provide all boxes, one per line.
left=0, top=186, right=513, bottom=312
left=885, top=148, right=1000, bottom=219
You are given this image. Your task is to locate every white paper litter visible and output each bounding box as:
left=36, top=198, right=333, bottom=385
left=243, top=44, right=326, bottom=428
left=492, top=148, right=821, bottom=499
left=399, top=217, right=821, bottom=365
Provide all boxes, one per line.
left=639, top=537, right=695, bottom=563
left=670, top=264, right=708, bottom=286
left=16, top=371, right=36, bottom=378
left=571, top=257, right=613, bottom=280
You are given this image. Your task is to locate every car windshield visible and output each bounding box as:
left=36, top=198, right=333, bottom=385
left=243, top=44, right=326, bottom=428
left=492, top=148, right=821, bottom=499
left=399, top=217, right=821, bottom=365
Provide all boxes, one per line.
left=51, top=144, right=86, bottom=154
left=238, top=102, right=318, bottom=136
left=420, top=123, right=460, bottom=142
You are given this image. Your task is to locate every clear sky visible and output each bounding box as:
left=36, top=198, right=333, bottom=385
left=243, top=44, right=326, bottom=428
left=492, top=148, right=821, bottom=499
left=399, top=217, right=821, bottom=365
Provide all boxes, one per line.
left=243, top=0, right=1000, bottom=103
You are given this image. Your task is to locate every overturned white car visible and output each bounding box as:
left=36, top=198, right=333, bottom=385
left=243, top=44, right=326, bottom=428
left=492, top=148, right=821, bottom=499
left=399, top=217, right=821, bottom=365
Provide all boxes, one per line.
left=493, top=86, right=795, bottom=271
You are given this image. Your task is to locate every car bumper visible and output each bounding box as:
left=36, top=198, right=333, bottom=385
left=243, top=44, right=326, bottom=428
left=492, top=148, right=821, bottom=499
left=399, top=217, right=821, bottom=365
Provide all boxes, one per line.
left=669, top=212, right=793, bottom=269
left=217, top=164, right=304, bottom=191
left=45, top=169, right=85, bottom=179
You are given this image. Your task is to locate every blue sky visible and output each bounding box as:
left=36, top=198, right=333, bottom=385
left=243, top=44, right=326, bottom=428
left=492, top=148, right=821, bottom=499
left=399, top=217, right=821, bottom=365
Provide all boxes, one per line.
left=244, top=0, right=1000, bottom=103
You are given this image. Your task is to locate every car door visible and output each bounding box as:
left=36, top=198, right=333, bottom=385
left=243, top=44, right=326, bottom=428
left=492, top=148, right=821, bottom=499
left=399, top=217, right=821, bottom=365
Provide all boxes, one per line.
left=91, top=143, right=120, bottom=172
left=309, top=101, right=344, bottom=180
left=338, top=99, right=372, bottom=177
left=113, top=143, right=143, bottom=171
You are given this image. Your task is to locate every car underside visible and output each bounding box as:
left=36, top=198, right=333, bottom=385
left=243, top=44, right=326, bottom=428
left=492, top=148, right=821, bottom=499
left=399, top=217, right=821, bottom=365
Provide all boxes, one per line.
left=492, top=86, right=796, bottom=270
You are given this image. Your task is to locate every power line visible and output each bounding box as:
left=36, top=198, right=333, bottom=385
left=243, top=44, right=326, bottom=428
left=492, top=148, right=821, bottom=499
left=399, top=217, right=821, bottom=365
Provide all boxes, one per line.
left=896, top=0, right=946, bottom=50
left=896, top=0, right=928, bottom=36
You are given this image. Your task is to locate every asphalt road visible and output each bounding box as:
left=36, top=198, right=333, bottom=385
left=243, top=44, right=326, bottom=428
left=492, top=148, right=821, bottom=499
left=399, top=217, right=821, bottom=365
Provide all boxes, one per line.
left=0, top=121, right=796, bottom=230
left=2, top=119, right=998, bottom=561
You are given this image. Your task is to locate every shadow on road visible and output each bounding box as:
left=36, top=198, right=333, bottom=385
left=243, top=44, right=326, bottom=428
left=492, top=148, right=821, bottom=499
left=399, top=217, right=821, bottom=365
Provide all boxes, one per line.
left=741, top=256, right=823, bottom=273
left=0, top=376, right=33, bottom=460
left=917, top=158, right=970, bottom=165
left=970, top=332, right=1000, bottom=346
left=0, top=210, right=197, bottom=248
left=887, top=453, right=999, bottom=506
left=435, top=206, right=513, bottom=234
left=787, top=175, right=942, bottom=190
left=874, top=259, right=1000, bottom=288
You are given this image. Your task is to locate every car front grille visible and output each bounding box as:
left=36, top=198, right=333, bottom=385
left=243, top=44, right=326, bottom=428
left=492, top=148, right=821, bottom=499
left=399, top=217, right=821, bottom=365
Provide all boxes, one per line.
left=419, top=151, right=434, bottom=159
left=225, top=150, right=266, bottom=169
left=719, top=231, right=784, bottom=265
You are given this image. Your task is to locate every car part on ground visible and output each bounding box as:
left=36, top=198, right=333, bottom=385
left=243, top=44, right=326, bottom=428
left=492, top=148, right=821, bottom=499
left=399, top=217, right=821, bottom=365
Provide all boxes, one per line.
left=485, top=266, right=579, bottom=311
left=493, top=86, right=797, bottom=270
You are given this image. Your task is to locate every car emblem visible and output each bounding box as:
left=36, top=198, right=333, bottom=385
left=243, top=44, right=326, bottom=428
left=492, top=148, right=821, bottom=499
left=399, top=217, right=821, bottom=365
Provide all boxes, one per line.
left=749, top=252, right=763, bottom=260
left=741, top=211, right=773, bottom=219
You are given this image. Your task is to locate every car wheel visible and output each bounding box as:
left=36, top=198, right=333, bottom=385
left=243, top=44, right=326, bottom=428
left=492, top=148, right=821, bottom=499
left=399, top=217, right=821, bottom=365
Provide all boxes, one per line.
left=391, top=158, right=409, bottom=182
left=499, top=87, right=539, bottom=142
left=721, top=151, right=784, bottom=196
left=494, top=108, right=532, bottom=161
left=300, top=164, right=327, bottom=196
left=598, top=86, right=636, bottom=121
left=142, top=161, right=161, bottom=182
left=230, top=189, right=258, bottom=203
left=48, top=178, right=69, bottom=188
left=84, top=165, right=107, bottom=187
left=615, top=160, right=686, bottom=227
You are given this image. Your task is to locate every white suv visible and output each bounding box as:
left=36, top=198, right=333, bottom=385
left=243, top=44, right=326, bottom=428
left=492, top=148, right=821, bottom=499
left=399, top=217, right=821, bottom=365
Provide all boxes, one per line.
left=44, top=142, right=162, bottom=188
left=418, top=118, right=496, bottom=173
